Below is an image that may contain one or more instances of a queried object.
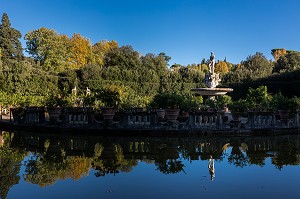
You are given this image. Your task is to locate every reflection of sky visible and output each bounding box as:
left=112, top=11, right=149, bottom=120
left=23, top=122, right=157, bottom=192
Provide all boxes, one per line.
left=7, top=149, right=300, bottom=199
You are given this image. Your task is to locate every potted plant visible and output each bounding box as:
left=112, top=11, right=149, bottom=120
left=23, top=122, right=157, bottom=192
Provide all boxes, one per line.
left=45, top=95, right=71, bottom=123
left=245, top=86, right=272, bottom=112
left=8, top=93, right=27, bottom=124
left=10, top=107, right=25, bottom=124
left=150, top=92, right=184, bottom=122
left=229, top=99, right=249, bottom=121
left=271, top=93, right=295, bottom=123
left=94, top=89, right=121, bottom=121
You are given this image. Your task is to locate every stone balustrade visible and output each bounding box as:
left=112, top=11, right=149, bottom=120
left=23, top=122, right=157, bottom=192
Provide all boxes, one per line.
left=8, top=107, right=300, bottom=130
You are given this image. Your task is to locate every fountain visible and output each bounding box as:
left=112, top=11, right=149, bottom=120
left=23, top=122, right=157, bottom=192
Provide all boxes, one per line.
left=191, top=52, right=233, bottom=96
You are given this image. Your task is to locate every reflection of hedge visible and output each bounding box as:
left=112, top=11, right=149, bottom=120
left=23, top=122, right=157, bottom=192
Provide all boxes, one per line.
left=225, top=70, right=300, bottom=100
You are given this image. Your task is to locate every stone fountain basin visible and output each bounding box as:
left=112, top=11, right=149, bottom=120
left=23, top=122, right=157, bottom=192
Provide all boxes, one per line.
left=191, top=88, right=233, bottom=96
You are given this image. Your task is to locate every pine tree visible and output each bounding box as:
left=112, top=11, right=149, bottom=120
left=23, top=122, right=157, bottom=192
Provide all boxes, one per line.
left=0, top=13, right=23, bottom=63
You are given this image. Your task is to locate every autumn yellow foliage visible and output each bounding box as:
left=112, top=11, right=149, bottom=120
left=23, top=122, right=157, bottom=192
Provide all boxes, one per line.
left=215, top=61, right=229, bottom=74
left=68, top=33, right=93, bottom=69
left=271, top=48, right=287, bottom=61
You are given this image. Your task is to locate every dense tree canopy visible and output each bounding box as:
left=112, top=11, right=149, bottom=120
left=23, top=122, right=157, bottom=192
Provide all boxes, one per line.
left=0, top=13, right=23, bottom=64
left=273, top=51, right=300, bottom=73
left=0, top=13, right=299, bottom=109
left=25, top=27, right=69, bottom=72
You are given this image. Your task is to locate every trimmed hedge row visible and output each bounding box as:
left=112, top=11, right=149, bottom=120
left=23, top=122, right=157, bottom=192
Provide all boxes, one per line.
left=224, top=70, right=300, bottom=100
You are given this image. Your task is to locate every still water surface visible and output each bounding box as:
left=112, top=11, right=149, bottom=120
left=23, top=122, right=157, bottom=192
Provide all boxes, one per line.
left=1, top=130, right=300, bottom=199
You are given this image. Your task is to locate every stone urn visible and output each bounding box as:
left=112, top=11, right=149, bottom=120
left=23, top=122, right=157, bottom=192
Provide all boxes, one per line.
left=278, top=110, right=290, bottom=124
left=165, top=109, right=180, bottom=122
left=11, top=108, right=26, bottom=124
left=156, top=109, right=165, bottom=119
left=101, top=107, right=116, bottom=120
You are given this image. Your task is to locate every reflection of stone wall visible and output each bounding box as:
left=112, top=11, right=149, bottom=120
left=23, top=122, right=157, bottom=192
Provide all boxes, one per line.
left=10, top=132, right=300, bottom=167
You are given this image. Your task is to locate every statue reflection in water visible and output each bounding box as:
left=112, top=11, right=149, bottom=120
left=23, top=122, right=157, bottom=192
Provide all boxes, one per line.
left=208, top=155, right=215, bottom=180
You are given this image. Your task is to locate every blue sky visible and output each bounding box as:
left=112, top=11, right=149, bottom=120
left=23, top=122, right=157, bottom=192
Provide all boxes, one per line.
left=1, top=0, right=299, bottom=65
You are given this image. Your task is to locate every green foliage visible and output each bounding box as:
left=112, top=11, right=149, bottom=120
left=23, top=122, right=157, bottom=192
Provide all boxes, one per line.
left=270, top=92, right=296, bottom=111
left=0, top=13, right=23, bottom=63
left=24, top=27, right=69, bottom=72
left=273, top=51, right=300, bottom=73
left=96, top=89, right=120, bottom=108
left=181, top=95, right=203, bottom=111
left=150, top=92, right=186, bottom=109
left=45, top=94, right=72, bottom=108
left=204, top=95, right=232, bottom=110
left=293, top=96, right=300, bottom=110
left=58, top=69, right=79, bottom=94
left=245, top=86, right=271, bottom=110
left=1, top=13, right=300, bottom=111
left=229, top=99, right=249, bottom=113
left=0, top=131, right=27, bottom=199
left=215, top=95, right=232, bottom=108
left=104, top=45, right=142, bottom=69
left=0, top=91, right=45, bottom=107
left=224, top=52, right=273, bottom=83
left=92, top=40, right=118, bottom=66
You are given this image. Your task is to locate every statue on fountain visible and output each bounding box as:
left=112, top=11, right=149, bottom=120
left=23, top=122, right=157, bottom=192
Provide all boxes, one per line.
left=205, top=52, right=221, bottom=88
left=191, top=52, right=233, bottom=96
left=209, top=52, right=215, bottom=73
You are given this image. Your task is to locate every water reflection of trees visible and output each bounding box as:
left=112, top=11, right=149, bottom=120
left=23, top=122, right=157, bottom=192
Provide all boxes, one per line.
left=0, top=132, right=27, bottom=199
left=1, top=131, right=300, bottom=191
left=272, top=139, right=300, bottom=170
left=228, top=141, right=249, bottom=168
left=93, top=143, right=138, bottom=177
left=154, top=142, right=184, bottom=174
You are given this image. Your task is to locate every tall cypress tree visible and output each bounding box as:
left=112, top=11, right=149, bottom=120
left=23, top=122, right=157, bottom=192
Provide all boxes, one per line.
left=0, top=13, right=23, bottom=64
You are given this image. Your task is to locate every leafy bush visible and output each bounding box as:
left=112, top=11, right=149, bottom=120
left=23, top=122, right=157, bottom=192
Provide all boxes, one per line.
left=229, top=99, right=249, bottom=113
left=271, top=93, right=296, bottom=111
left=150, top=92, right=185, bottom=109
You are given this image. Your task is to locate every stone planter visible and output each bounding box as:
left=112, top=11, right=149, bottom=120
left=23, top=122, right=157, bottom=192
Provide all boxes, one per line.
left=231, top=112, right=241, bottom=121
left=278, top=110, right=290, bottom=123
left=156, top=109, right=165, bottom=119
left=101, top=107, right=116, bottom=120
left=165, top=109, right=180, bottom=122
left=11, top=108, right=26, bottom=124
left=135, top=108, right=146, bottom=113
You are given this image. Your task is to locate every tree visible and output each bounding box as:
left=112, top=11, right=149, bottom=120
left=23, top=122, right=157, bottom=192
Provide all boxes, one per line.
left=240, top=52, right=273, bottom=80
left=25, top=28, right=69, bottom=72
left=0, top=48, right=2, bottom=67
left=104, top=45, right=142, bottom=69
left=141, top=53, right=169, bottom=77
left=78, top=64, right=103, bottom=90
left=271, top=48, right=287, bottom=61
left=68, top=33, right=93, bottom=69
left=245, top=86, right=271, bottom=109
left=273, top=51, right=300, bottom=73
left=0, top=13, right=23, bottom=64
left=215, top=60, right=229, bottom=74
left=0, top=132, right=26, bottom=199
left=92, top=40, right=118, bottom=66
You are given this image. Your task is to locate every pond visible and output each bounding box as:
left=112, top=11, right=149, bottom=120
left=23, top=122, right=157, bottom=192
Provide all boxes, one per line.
left=0, top=130, right=300, bottom=199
